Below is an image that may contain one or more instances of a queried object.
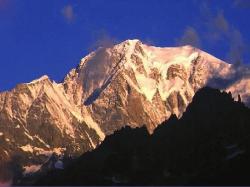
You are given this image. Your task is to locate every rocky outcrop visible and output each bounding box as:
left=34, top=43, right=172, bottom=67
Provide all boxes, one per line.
left=35, top=87, right=250, bottom=186
left=0, top=39, right=249, bottom=178
left=0, top=76, right=103, bottom=176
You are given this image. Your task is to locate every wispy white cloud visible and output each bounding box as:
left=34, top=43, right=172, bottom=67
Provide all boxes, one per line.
left=0, top=0, right=10, bottom=11
left=89, top=30, right=118, bottom=51
left=233, top=0, right=250, bottom=9
left=200, top=3, right=229, bottom=42
left=201, top=4, right=246, bottom=65
left=213, top=11, right=229, bottom=33
left=176, top=26, right=201, bottom=48
left=142, top=38, right=155, bottom=46
left=227, top=28, right=245, bottom=65
left=61, top=5, right=75, bottom=23
left=199, top=1, right=250, bottom=89
left=180, top=1, right=248, bottom=66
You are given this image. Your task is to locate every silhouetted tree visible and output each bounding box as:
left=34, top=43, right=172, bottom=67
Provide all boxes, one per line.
left=238, top=94, right=242, bottom=103
left=34, top=87, right=250, bottom=186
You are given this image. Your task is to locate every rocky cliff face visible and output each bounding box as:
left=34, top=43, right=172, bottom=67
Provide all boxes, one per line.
left=0, top=39, right=249, bottom=177
left=66, top=40, right=233, bottom=134
left=0, top=75, right=104, bottom=175
left=65, top=39, right=250, bottom=133
left=35, top=87, right=250, bottom=186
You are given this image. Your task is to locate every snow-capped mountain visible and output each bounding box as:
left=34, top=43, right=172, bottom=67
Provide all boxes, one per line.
left=0, top=39, right=249, bottom=176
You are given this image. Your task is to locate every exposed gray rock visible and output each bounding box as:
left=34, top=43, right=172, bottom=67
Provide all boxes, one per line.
left=0, top=39, right=249, bottom=177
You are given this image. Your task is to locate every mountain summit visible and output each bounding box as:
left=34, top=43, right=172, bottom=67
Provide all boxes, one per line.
left=0, top=39, right=249, bottom=176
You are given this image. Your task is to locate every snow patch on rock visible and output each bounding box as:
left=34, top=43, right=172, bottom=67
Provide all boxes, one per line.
left=23, top=165, right=42, bottom=175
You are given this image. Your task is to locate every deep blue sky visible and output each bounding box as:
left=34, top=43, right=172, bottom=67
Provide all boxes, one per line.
left=0, top=0, right=250, bottom=91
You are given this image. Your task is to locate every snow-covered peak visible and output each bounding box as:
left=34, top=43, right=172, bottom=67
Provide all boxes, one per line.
left=1, top=39, right=250, bottom=174
left=71, top=39, right=232, bottom=105
left=120, top=39, right=140, bottom=45
left=28, top=75, right=50, bottom=84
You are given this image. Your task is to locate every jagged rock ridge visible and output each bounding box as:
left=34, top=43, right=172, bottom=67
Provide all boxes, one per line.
left=35, top=87, right=250, bottom=186
left=0, top=39, right=249, bottom=176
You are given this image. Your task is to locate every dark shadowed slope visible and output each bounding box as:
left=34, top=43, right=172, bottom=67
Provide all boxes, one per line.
left=2, top=40, right=250, bottom=175
left=35, top=87, right=250, bottom=186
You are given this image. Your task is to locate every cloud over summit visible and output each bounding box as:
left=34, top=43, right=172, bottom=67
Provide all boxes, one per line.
left=61, top=4, right=75, bottom=23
